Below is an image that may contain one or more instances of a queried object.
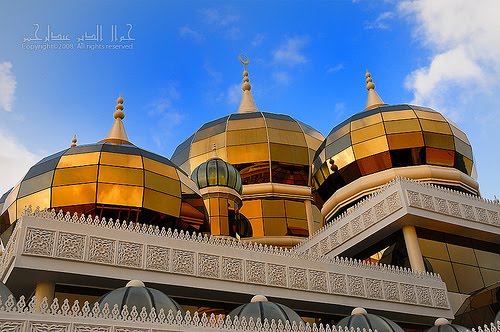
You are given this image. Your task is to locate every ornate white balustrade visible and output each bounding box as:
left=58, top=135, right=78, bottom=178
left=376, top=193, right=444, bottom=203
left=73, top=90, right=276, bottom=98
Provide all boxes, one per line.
left=0, top=204, right=452, bottom=323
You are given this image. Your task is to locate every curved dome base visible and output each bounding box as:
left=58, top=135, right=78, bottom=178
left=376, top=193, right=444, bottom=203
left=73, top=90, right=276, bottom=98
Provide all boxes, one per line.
left=321, top=165, right=479, bottom=222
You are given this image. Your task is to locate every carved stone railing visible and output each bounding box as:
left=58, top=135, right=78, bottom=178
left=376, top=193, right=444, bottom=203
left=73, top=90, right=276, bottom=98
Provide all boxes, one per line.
left=0, top=295, right=498, bottom=332
left=0, top=205, right=451, bottom=317
left=294, top=177, right=500, bottom=257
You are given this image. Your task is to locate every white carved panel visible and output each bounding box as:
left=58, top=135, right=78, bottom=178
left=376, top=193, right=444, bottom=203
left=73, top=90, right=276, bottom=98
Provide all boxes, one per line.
left=308, top=270, right=327, bottom=292
left=198, top=253, right=220, bottom=278
left=74, top=324, right=111, bottom=332
left=55, top=232, right=85, bottom=260
left=29, top=322, right=69, bottom=332
left=146, top=246, right=170, bottom=272
left=288, top=267, right=308, bottom=290
left=245, top=260, right=266, bottom=284
left=383, top=281, right=400, bottom=302
left=400, top=283, right=417, bottom=304
left=24, top=228, right=55, bottom=257
left=222, top=257, right=243, bottom=281
left=347, top=275, right=365, bottom=297
left=117, top=241, right=143, bottom=268
left=0, top=320, right=24, bottom=332
left=172, top=249, right=195, bottom=275
left=87, top=237, right=115, bottom=264
left=366, top=278, right=383, bottom=299
left=267, top=264, right=287, bottom=287
left=329, top=273, right=347, bottom=295
left=416, top=286, right=432, bottom=306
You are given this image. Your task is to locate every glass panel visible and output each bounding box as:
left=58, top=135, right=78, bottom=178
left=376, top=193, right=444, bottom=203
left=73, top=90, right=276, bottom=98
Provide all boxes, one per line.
left=420, top=119, right=452, bottom=134
left=16, top=188, right=51, bottom=218
left=326, top=123, right=350, bottom=145
left=285, top=200, right=306, bottom=220
left=418, top=238, right=450, bottom=260
left=100, top=152, right=143, bottom=168
left=453, top=263, right=484, bottom=293
left=195, top=163, right=208, bottom=188
left=267, top=129, right=307, bottom=146
left=455, top=153, right=473, bottom=175
left=97, top=183, right=143, bottom=207
left=246, top=217, right=264, bottom=237
left=227, top=117, right=265, bottom=130
left=381, top=109, right=416, bottom=121
left=426, top=258, right=459, bottom=292
left=1, top=182, right=20, bottom=215
left=52, top=183, right=97, bottom=207
left=145, top=171, right=181, bottom=197
left=25, top=157, right=60, bottom=180
left=239, top=200, right=262, bottom=218
left=263, top=217, right=287, bottom=236
left=352, top=136, right=389, bottom=159
left=265, top=118, right=301, bottom=131
left=450, top=124, right=470, bottom=143
left=415, top=110, right=447, bottom=121
left=481, top=268, right=500, bottom=287
left=357, top=151, right=392, bottom=175
left=391, top=147, right=424, bottom=167
left=330, top=146, right=355, bottom=170
left=143, top=188, right=181, bottom=217
left=304, top=135, right=323, bottom=151
left=262, top=199, right=285, bottom=218
left=339, top=162, right=361, bottom=185
left=474, top=249, right=500, bottom=270
left=270, top=143, right=309, bottom=164
left=351, top=113, right=382, bottom=130
left=384, top=119, right=421, bottom=134
left=448, top=243, right=478, bottom=265
left=226, top=128, right=268, bottom=145
left=286, top=218, right=308, bottom=236
left=194, top=122, right=227, bottom=141
left=190, top=133, right=225, bottom=157
left=387, top=132, right=425, bottom=150
left=426, top=148, right=455, bottom=167
left=143, top=158, right=178, bottom=179
left=423, top=132, right=455, bottom=150
left=53, top=165, right=98, bottom=186
left=325, top=133, right=351, bottom=158
left=57, top=152, right=100, bottom=168
left=297, top=120, right=324, bottom=141
left=454, top=137, right=473, bottom=159
left=18, top=171, right=54, bottom=198
left=217, top=161, right=228, bottom=186
left=98, top=166, right=143, bottom=186
left=351, top=122, right=385, bottom=144
left=227, top=143, right=269, bottom=164
left=207, top=160, right=218, bottom=186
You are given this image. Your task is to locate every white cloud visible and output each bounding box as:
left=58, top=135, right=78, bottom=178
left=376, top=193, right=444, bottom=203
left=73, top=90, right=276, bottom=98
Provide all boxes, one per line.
left=272, top=36, right=309, bottom=66
left=0, top=62, right=16, bottom=112
left=326, top=64, right=344, bottom=75
left=0, top=130, right=39, bottom=194
left=227, top=84, right=241, bottom=105
left=365, top=12, right=394, bottom=30
left=178, top=26, right=204, bottom=42
left=251, top=33, right=265, bottom=47
left=273, top=71, right=290, bottom=86
left=202, top=9, right=239, bottom=27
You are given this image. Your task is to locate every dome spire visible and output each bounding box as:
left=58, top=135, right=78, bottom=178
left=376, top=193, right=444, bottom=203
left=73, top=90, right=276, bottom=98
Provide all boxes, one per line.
left=70, top=134, right=77, bottom=147
left=237, top=54, right=258, bottom=114
left=210, top=143, right=219, bottom=160
left=364, top=69, right=385, bottom=110
left=100, top=92, right=132, bottom=145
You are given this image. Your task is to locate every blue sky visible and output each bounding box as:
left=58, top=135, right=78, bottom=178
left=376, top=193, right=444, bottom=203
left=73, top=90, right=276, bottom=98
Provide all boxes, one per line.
left=0, top=0, right=499, bottom=198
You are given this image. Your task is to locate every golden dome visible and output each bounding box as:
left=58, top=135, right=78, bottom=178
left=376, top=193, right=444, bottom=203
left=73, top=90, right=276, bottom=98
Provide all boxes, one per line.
left=312, top=104, right=478, bottom=212
left=0, top=142, right=206, bottom=231
left=172, top=111, right=324, bottom=187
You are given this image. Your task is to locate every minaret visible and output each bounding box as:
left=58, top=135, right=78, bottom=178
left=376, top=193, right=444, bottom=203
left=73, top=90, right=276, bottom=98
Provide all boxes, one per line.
left=237, top=54, right=258, bottom=114
left=100, top=93, right=132, bottom=144
left=364, top=70, right=385, bottom=110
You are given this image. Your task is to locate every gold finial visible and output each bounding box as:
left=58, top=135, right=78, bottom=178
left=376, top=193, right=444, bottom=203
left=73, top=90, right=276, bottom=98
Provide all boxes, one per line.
left=70, top=134, right=77, bottom=147
left=237, top=54, right=258, bottom=113
left=239, top=54, right=251, bottom=91
left=114, top=92, right=125, bottom=120
left=99, top=92, right=131, bottom=145
left=364, top=69, right=385, bottom=110
left=210, top=143, right=219, bottom=159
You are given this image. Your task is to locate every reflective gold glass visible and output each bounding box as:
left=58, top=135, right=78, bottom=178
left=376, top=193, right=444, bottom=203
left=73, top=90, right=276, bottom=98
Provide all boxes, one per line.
left=97, top=183, right=143, bottom=207
left=98, top=166, right=143, bottom=186
left=57, top=152, right=100, bottom=168
left=450, top=125, right=470, bottom=143
left=351, top=122, right=386, bottom=144
left=423, top=133, right=455, bottom=150
left=481, top=268, right=500, bottom=287
left=352, top=135, right=389, bottom=159
left=447, top=244, right=478, bottom=265
left=326, top=123, right=350, bottom=144
left=351, top=113, right=382, bottom=130
left=453, top=263, right=484, bottom=293
left=226, top=128, right=268, bottom=146
left=267, top=129, right=307, bottom=146
left=226, top=143, right=269, bottom=164
left=143, top=188, right=180, bottom=217
left=53, top=165, right=98, bottom=186
left=18, top=171, right=54, bottom=198
left=239, top=200, right=262, bottom=219
left=143, top=158, right=178, bottom=179
left=418, top=238, right=450, bottom=260
left=52, top=183, right=96, bottom=207
left=100, top=152, right=143, bottom=168
left=209, top=197, right=220, bottom=216
left=262, top=199, right=285, bottom=218
left=387, top=132, right=425, bottom=150
left=426, top=148, right=454, bottom=167
left=227, top=118, right=265, bottom=130
left=330, top=147, right=355, bottom=170
left=265, top=118, right=301, bottom=131
left=384, top=119, right=421, bottom=134
left=415, top=110, right=446, bottom=122
left=285, top=200, right=306, bottom=219
left=247, top=218, right=264, bottom=237
left=454, top=137, right=473, bottom=159
left=145, top=171, right=181, bottom=197
left=474, top=250, right=500, bottom=270
left=270, top=143, right=309, bottom=164
left=286, top=218, right=308, bottom=233
left=381, top=109, right=416, bottom=121
left=305, top=135, right=323, bottom=151
left=2, top=183, right=20, bottom=215
left=419, top=119, right=452, bottom=134
left=190, top=133, right=226, bottom=157
left=263, top=217, right=287, bottom=236
left=16, top=188, right=51, bottom=218
left=426, top=258, right=459, bottom=292
left=357, top=152, right=392, bottom=175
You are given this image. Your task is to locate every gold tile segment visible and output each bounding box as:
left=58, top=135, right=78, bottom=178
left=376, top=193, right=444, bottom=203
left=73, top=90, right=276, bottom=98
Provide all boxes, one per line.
left=57, top=152, right=100, bottom=168
left=98, top=166, right=143, bottom=186
left=52, top=183, right=96, bottom=207
left=53, top=166, right=98, bottom=186
left=97, top=183, right=143, bottom=207
left=100, top=152, right=143, bottom=168
left=17, top=188, right=51, bottom=218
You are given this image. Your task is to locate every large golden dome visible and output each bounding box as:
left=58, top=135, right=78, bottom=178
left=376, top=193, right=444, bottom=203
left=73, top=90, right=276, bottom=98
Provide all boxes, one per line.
left=312, top=72, right=478, bottom=219
left=0, top=95, right=206, bottom=235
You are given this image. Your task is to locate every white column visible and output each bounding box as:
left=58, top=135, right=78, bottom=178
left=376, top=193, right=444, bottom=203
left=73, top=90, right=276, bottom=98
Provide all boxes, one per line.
left=402, top=225, right=426, bottom=272
left=35, top=281, right=55, bottom=310
left=305, top=200, right=315, bottom=238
